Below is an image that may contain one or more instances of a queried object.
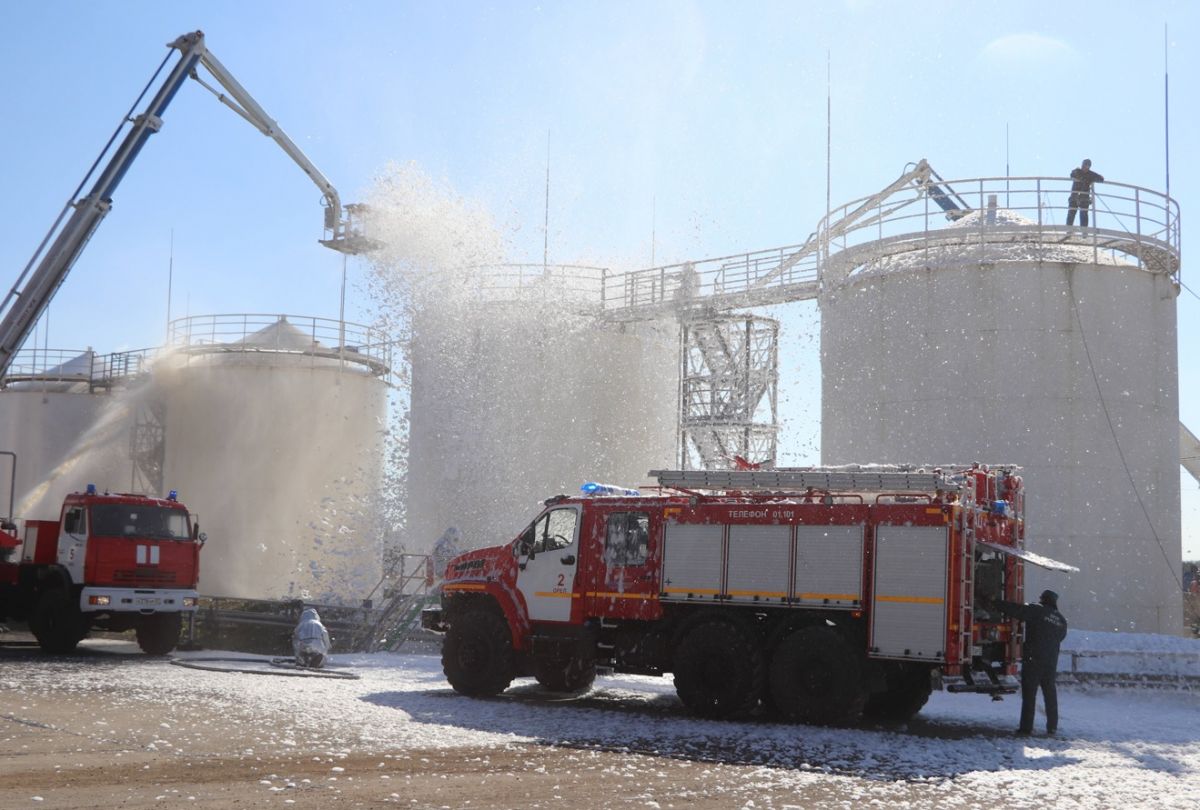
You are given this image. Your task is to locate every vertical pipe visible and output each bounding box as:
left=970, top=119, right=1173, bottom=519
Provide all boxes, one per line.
left=651, top=196, right=657, bottom=268
left=1005, top=123, right=1011, bottom=209
left=820, top=50, right=830, bottom=229
left=1135, top=188, right=1144, bottom=270
left=166, top=229, right=174, bottom=341
left=339, top=253, right=347, bottom=371
left=543, top=129, right=551, bottom=275
left=1164, top=23, right=1170, bottom=206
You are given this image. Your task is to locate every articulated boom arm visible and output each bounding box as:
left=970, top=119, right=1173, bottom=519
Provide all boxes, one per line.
left=748, top=159, right=970, bottom=292
left=185, top=44, right=371, bottom=255
left=0, top=30, right=368, bottom=378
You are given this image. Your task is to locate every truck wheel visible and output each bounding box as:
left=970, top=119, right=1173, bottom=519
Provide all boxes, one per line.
left=533, top=654, right=596, bottom=694
left=30, top=589, right=84, bottom=654
left=769, top=625, right=865, bottom=725
left=863, top=663, right=933, bottom=723
left=442, top=609, right=515, bottom=697
left=136, top=613, right=182, bottom=656
left=672, top=619, right=764, bottom=719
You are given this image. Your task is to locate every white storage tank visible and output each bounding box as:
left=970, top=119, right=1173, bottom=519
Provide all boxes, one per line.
left=157, top=315, right=390, bottom=603
left=0, top=350, right=134, bottom=519
left=405, top=265, right=679, bottom=553
left=820, top=187, right=1182, bottom=633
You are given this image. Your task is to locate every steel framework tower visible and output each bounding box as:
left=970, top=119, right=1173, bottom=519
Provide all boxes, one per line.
left=678, top=314, right=779, bottom=470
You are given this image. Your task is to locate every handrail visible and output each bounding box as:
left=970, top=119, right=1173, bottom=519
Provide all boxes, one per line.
left=0, top=347, right=157, bottom=389
left=167, top=313, right=393, bottom=376
left=1, top=314, right=397, bottom=388
left=443, top=263, right=609, bottom=306
left=597, top=175, right=1179, bottom=320
left=817, top=174, right=1180, bottom=286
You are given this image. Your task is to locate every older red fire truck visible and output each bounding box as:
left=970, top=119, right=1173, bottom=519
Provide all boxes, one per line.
left=1, top=479, right=203, bottom=655
left=423, top=465, right=1076, bottom=724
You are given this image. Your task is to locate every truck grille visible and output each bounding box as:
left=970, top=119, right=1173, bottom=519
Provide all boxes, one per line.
left=112, top=569, right=178, bottom=585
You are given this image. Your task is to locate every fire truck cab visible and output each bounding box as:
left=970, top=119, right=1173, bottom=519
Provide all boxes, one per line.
left=0, top=485, right=203, bottom=655
left=423, top=465, right=1076, bottom=725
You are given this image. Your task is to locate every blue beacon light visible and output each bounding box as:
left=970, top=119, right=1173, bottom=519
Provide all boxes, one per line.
left=168, top=490, right=178, bottom=502
left=86, top=483, right=97, bottom=495
left=581, top=482, right=641, bottom=497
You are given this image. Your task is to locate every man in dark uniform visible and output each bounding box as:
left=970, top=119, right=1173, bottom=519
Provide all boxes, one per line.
left=1067, top=159, right=1104, bottom=227
left=997, top=589, right=1068, bottom=735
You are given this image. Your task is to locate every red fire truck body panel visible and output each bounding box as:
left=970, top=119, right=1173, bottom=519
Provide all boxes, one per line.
left=0, top=488, right=203, bottom=655
left=26, top=520, right=59, bottom=566
left=429, top=466, right=1066, bottom=723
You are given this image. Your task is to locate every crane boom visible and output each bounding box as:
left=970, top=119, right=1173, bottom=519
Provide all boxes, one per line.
left=744, top=159, right=970, bottom=293
left=0, top=30, right=369, bottom=378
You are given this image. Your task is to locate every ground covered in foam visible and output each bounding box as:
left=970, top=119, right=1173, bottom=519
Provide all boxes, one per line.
left=0, top=629, right=1197, bottom=808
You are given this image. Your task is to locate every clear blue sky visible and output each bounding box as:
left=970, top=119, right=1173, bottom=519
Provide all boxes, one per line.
left=2, top=1, right=1198, bottom=556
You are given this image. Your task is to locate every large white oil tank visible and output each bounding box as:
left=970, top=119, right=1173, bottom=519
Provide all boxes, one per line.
left=0, top=350, right=136, bottom=519
left=158, top=315, right=390, bottom=603
left=819, top=182, right=1182, bottom=633
left=405, top=265, right=679, bottom=552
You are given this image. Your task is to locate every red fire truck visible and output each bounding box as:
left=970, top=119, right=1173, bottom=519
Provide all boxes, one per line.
left=1, top=479, right=204, bottom=655
left=423, top=465, right=1075, bottom=724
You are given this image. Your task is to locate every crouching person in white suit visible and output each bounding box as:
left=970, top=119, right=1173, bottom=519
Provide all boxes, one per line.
left=293, top=607, right=332, bottom=668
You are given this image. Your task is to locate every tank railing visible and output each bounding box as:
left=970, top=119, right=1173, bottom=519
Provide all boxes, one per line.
left=1, top=346, right=156, bottom=389
left=818, top=175, right=1180, bottom=284
left=598, top=242, right=821, bottom=316
left=166, top=314, right=393, bottom=376
left=597, top=176, right=1177, bottom=320
left=454, top=264, right=608, bottom=306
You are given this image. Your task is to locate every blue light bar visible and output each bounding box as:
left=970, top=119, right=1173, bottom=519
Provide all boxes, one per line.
left=581, top=482, right=641, bottom=497
left=86, top=483, right=97, bottom=495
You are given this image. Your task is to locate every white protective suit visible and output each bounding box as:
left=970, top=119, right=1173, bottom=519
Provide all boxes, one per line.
left=432, top=527, right=462, bottom=580
left=292, top=607, right=332, bottom=668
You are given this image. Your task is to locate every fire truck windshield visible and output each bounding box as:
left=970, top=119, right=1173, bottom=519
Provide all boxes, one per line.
left=90, top=504, right=191, bottom=541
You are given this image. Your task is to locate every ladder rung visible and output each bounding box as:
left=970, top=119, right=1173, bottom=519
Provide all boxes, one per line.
left=651, top=468, right=947, bottom=493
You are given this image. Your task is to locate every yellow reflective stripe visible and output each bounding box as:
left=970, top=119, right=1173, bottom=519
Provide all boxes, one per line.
left=797, top=592, right=859, bottom=601
left=586, top=591, right=658, bottom=600
left=726, top=589, right=788, bottom=598
left=663, top=587, right=720, bottom=595
left=444, top=583, right=486, bottom=591
left=876, top=595, right=944, bottom=605
left=533, top=591, right=579, bottom=598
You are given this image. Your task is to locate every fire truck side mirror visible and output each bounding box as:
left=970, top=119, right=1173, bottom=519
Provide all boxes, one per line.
left=197, top=532, right=207, bottom=546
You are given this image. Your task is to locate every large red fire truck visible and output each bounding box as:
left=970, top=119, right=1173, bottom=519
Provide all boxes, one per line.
left=1, top=470, right=203, bottom=655
left=423, top=465, right=1075, bottom=724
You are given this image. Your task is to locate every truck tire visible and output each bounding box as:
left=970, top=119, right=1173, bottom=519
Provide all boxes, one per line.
left=533, top=654, right=596, bottom=694
left=136, top=613, right=182, bottom=656
left=863, top=663, right=933, bottom=723
left=672, top=618, right=764, bottom=719
left=769, top=625, right=865, bottom=725
left=442, top=609, right=516, bottom=697
left=30, top=588, right=84, bottom=654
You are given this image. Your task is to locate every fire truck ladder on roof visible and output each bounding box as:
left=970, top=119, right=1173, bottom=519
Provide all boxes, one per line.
left=651, top=467, right=959, bottom=493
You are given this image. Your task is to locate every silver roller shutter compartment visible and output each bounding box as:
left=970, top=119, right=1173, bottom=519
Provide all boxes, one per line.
left=870, top=525, right=948, bottom=661
left=661, top=523, right=724, bottom=601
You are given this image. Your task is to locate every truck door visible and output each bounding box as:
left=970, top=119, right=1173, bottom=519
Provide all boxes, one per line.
left=586, top=509, right=659, bottom=620
left=57, top=505, right=87, bottom=583
left=515, top=506, right=581, bottom=623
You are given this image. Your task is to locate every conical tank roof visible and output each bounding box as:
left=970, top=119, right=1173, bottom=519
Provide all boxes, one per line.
left=43, top=349, right=96, bottom=378
left=232, top=317, right=329, bottom=351
left=2, top=349, right=95, bottom=391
